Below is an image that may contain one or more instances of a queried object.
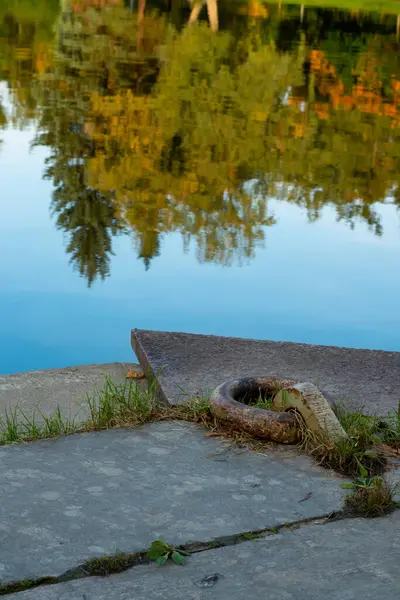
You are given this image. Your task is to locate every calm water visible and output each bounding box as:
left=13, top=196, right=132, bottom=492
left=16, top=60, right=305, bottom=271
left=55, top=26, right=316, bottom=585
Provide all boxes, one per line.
left=1, top=0, right=400, bottom=374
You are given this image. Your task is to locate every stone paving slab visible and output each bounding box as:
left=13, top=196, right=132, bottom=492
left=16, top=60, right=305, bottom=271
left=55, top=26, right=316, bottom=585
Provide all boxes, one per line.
left=132, top=329, right=400, bottom=415
left=0, top=363, right=137, bottom=423
left=0, top=422, right=346, bottom=585
left=7, top=512, right=400, bottom=600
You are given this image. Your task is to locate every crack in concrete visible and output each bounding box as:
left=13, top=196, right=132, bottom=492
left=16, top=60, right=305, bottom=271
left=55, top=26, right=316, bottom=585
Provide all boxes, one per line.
left=0, top=508, right=397, bottom=597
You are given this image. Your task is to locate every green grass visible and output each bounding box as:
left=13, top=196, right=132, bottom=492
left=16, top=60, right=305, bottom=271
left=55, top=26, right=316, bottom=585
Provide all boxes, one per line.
left=0, top=374, right=159, bottom=446
left=299, top=400, right=400, bottom=479
left=342, top=474, right=399, bottom=517
left=376, top=401, right=400, bottom=448
left=335, top=401, right=400, bottom=451
left=331, top=403, right=386, bottom=475
left=171, top=393, right=214, bottom=422
left=247, top=392, right=274, bottom=411
left=0, top=373, right=216, bottom=448
left=85, top=375, right=155, bottom=429
left=291, top=401, right=400, bottom=517
left=0, top=405, right=79, bottom=445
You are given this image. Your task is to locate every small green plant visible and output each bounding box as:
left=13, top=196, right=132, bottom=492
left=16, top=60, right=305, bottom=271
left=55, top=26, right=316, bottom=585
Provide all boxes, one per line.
left=376, top=401, right=400, bottom=448
left=239, top=532, right=264, bottom=541
left=147, top=538, right=190, bottom=566
left=0, top=407, right=21, bottom=443
left=335, top=404, right=380, bottom=438
left=300, top=402, right=386, bottom=477
left=340, top=462, right=376, bottom=490
left=85, top=375, right=157, bottom=429
left=248, top=392, right=274, bottom=411
left=340, top=464, right=399, bottom=517
left=333, top=437, right=382, bottom=476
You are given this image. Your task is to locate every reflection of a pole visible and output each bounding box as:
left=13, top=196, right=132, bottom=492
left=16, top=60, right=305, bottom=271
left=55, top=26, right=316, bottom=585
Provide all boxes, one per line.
left=397, top=14, right=400, bottom=39
left=138, top=0, right=145, bottom=48
left=130, top=0, right=135, bottom=11
left=188, top=0, right=218, bottom=31
left=188, top=1, right=203, bottom=26
left=300, top=4, right=304, bottom=23
left=207, top=0, right=218, bottom=31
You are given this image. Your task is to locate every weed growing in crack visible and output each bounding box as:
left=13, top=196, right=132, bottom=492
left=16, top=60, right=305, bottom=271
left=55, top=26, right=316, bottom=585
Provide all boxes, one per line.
left=298, top=404, right=387, bottom=478
left=341, top=465, right=399, bottom=517
left=0, top=577, right=55, bottom=597
left=147, top=538, right=190, bottom=565
left=239, top=532, right=265, bottom=541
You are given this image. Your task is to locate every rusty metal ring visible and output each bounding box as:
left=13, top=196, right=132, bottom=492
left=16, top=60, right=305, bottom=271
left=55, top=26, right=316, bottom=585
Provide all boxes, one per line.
left=210, top=376, right=299, bottom=444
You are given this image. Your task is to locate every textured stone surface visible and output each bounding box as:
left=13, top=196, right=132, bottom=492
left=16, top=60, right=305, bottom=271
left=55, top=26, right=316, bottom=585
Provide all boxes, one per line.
left=0, top=422, right=346, bottom=584
left=132, top=329, right=400, bottom=415
left=0, top=362, right=137, bottom=423
left=7, top=513, right=400, bottom=600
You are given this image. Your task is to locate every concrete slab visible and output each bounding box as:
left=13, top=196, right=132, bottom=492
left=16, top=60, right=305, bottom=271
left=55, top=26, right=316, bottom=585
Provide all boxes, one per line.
left=7, top=512, right=400, bottom=600
left=0, top=422, right=346, bottom=584
left=0, top=362, right=137, bottom=423
left=132, top=329, right=400, bottom=415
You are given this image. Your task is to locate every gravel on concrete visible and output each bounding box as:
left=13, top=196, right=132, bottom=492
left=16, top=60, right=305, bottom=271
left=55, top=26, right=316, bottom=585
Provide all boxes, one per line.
left=6, top=512, right=400, bottom=600
left=0, top=422, right=346, bottom=584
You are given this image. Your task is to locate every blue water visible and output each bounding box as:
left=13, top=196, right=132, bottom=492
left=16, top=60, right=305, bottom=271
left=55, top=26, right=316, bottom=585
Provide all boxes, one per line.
left=2, top=125, right=400, bottom=374
left=2, top=1, right=400, bottom=374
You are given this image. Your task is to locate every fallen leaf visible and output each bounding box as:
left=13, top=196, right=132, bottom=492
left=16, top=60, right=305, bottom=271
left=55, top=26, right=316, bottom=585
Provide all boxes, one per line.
left=126, top=369, right=144, bottom=379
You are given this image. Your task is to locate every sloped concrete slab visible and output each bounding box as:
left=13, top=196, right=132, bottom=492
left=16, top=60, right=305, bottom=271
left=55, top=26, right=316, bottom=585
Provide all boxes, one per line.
left=7, top=512, right=400, bottom=600
left=0, top=422, right=346, bottom=584
left=132, top=329, right=400, bottom=414
left=0, top=362, right=136, bottom=423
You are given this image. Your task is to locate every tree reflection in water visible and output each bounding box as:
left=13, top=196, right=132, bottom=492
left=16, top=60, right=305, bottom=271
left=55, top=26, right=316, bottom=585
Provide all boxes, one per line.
left=2, top=0, right=400, bottom=283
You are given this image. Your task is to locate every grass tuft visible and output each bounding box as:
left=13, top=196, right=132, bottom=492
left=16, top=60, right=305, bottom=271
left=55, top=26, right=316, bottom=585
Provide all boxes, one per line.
left=1, top=407, right=21, bottom=443
left=85, top=375, right=157, bottom=429
left=163, top=394, right=214, bottom=424
left=298, top=403, right=387, bottom=478
left=376, top=401, right=400, bottom=449
left=248, top=393, right=274, bottom=411
left=0, top=374, right=158, bottom=446
left=342, top=475, right=399, bottom=517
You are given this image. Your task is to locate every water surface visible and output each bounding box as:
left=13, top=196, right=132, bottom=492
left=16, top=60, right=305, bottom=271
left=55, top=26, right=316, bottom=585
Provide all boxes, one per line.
left=1, top=0, right=400, bottom=373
